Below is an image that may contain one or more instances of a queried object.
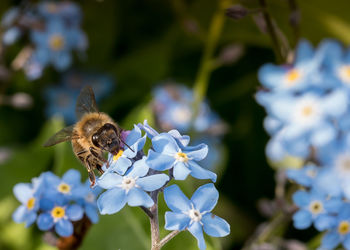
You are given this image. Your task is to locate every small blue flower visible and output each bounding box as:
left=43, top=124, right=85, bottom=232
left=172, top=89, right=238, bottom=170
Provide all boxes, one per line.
left=12, top=175, right=45, bottom=227
left=37, top=196, right=83, bottom=237
left=43, top=169, right=82, bottom=199
left=287, top=164, right=319, bottom=187
left=30, top=18, right=86, bottom=71
left=146, top=133, right=216, bottom=182
left=97, top=157, right=169, bottom=215
left=164, top=184, right=230, bottom=250
left=321, top=204, right=350, bottom=250
left=292, top=190, right=341, bottom=231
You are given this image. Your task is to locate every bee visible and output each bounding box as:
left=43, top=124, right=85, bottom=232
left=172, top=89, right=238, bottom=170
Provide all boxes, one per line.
left=44, top=86, right=130, bottom=186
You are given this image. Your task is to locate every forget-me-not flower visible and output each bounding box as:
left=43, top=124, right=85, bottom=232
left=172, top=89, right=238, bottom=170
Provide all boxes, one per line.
left=97, top=157, right=169, bottom=215
left=164, top=184, right=230, bottom=250
left=146, top=133, right=216, bottom=182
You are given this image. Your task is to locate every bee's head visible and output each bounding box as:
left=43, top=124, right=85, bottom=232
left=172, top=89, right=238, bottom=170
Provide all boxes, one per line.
left=92, top=123, right=121, bottom=154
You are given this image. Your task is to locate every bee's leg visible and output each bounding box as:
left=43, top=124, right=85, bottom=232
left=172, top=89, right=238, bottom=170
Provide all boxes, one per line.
left=96, top=163, right=104, bottom=174
left=89, top=147, right=106, bottom=163
left=85, top=155, right=96, bottom=187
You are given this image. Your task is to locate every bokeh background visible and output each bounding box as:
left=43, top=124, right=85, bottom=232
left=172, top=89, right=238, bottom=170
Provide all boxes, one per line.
left=1, top=0, right=350, bottom=249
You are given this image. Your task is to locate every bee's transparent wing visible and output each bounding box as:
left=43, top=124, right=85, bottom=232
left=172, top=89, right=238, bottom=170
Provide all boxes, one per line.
left=75, top=85, right=99, bottom=120
left=43, top=125, right=75, bottom=147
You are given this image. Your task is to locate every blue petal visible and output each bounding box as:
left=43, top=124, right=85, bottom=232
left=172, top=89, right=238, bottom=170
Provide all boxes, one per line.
left=127, top=157, right=149, bottom=178
left=97, top=188, right=126, bottom=215
left=322, top=89, right=348, bottom=117
left=188, top=222, right=206, bottom=250
left=314, top=215, right=336, bottom=231
left=124, top=135, right=146, bottom=158
left=125, top=125, right=142, bottom=146
left=343, top=236, right=350, bottom=250
left=12, top=205, right=27, bottom=223
left=184, top=144, right=208, bottom=161
left=67, top=204, right=84, bottom=221
left=168, top=129, right=190, bottom=147
left=55, top=219, right=73, bottom=237
left=164, top=185, right=191, bottom=213
left=293, top=210, right=312, bottom=229
left=97, top=172, right=122, bottom=189
left=146, top=150, right=175, bottom=171
left=62, top=169, right=81, bottom=185
left=202, top=213, right=230, bottom=237
left=321, top=231, right=341, bottom=249
left=164, top=211, right=190, bottom=230
left=173, top=162, right=191, bottom=180
left=136, top=174, right=169, bottom=191
left=152, top=133, right=179, bottom=154
left=85, top=204, right=99, bottom=224
left=188, top=161, right=217, bottom=182
left=37, top=213, right=54, bottom=231
left=138, top=120, right=159, bottom=139
left=25, top=211, right=37, bottom=227
left=310, top=123, right=336, bottom=147
left=111, top=157, right=132, bottom=175
left=127, top=188, right=154, bottom=207
left=13, top=183, right=33, bottom=204
left=53, top=52, right=72, bottom=71
left=191, top=183, right=218, bottom=213
left=39, top=198, right=55, bottom=211
left=292, top=190, right=311, bottom=208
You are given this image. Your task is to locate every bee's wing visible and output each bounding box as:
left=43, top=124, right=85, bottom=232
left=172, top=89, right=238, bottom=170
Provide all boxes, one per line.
left=75, top=85, right=99, bottom=120
left=43, top=125, right=75, bottom=147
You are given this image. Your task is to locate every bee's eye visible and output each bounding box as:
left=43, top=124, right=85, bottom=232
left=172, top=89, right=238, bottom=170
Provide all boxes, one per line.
left=92, top=134, right=100, bottom=147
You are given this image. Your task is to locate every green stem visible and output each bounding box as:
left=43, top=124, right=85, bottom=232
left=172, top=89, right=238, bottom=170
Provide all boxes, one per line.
left=258, top=0, right=285, bottom=63
left=192, top=0, right=228, bottom=120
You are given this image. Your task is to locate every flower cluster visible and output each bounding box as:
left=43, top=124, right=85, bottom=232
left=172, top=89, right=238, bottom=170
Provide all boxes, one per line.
left=44, top=71, right=114, bottom=123
left=152, top=83, right=226, bottom=171
left=1, top=1, right=87, bottom=80
left=12, top=169, right=100, bottom=237
left=95, top=122, right=230, bottom=249
left=256, top=39, right=350, bottom=249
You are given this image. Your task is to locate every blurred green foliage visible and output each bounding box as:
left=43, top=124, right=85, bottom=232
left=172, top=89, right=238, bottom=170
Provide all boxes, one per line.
left=1, top=0, right=350, bottom=249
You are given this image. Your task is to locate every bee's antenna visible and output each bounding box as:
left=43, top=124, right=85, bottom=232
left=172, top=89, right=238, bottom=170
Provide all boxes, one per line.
left=120, top=138, right=135, bottom=152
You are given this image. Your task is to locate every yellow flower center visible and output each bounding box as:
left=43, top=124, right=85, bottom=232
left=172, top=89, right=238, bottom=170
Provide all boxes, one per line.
left=286, top=69, right=301, bottom=85
left=301, top=105, right=313, bottom=117
left=175, top=152, right=189, bottom=163
left=338, top=221, right=350, bottom=235
left=339, top=65, right=350, bottom=83
left=51, top=206, right=65, bottom=219
left=26, top=197, right=35, bottom=210
left=49, top=34, right=65, bottom=51
left=113, top=150, right=124, bottom=161
left=309, top=201, right=323, bottom=215
left=57, top=183, right=71, bottom=194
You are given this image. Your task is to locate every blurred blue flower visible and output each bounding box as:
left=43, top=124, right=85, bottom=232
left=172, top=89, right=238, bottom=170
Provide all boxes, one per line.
left=44, top=71, right=115, bottom=123
left=146, top=133, right=216, bottom=182
left=12, top=175, right=45, bottom=227
left=287, top=164, right=319, bottom=187
left=30, top=18, right=86, bottom=71
left=97, top=157, right=169, bottom=215
left=321, top=204, right=350, bottom=250
left=152, top=84, right=225, bottom=135
left=164, top=184, right=230, bottom=250
left=37, top=196, right=83, bottom=237
left=292, top=190, right=341, bottom=231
